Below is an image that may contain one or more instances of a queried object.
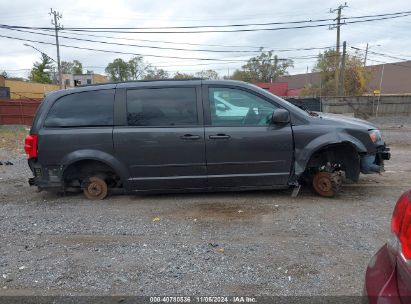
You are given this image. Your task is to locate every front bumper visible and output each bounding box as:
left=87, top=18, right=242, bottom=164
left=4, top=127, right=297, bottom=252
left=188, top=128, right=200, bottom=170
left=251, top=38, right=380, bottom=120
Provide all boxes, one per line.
left=361, top=145, right=391, bottom=174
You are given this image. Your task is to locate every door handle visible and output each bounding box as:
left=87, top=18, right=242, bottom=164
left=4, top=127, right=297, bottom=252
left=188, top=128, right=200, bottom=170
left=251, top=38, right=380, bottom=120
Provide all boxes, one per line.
left=209, top=134, right=231, bottom=139
left=180, top=134, right=201, bottom=140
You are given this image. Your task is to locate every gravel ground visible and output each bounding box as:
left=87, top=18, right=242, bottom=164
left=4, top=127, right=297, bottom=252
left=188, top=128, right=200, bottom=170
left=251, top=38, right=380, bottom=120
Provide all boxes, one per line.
left=0, top=119, right=410, bottom=296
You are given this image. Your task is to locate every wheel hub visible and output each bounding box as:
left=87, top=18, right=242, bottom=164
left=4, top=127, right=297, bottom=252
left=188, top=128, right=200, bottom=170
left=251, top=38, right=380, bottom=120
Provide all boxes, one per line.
left=312, top=171, right=341, bottom=197
left=83, top=176, right=108, bottom=200
left=88, top=182, right=103, bottom=196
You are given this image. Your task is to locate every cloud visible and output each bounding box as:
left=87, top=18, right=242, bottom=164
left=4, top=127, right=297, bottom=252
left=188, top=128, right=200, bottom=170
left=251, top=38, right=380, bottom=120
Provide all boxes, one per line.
left=0, top=0, right=410, bottom=77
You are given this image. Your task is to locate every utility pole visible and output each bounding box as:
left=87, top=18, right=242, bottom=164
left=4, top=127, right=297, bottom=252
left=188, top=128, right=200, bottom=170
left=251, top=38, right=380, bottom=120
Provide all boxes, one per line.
left=376, top=64, right=385, bottom=118
left=50, top=8, right=63, bottom=89
left=339, top=41, right=347, bottom=96
left=330, top=3, right=348, bottom=95
left=364, top=42, right=369, bottom=66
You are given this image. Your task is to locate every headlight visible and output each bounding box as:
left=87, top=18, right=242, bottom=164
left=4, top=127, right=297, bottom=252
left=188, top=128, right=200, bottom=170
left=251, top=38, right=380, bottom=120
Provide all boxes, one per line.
left=369, top=129, right=382, bottom=143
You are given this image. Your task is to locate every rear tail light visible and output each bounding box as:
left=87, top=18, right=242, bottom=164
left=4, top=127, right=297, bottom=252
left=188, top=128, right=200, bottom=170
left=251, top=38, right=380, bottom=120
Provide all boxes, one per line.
left=24, top=134, right=38, bottom=159
left=391, top=190, right=411, bottom=260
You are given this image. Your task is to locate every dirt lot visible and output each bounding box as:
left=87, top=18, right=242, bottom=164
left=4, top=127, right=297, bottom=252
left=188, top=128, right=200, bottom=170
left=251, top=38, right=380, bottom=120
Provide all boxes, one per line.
left=0, top=120, right=410, bottom=296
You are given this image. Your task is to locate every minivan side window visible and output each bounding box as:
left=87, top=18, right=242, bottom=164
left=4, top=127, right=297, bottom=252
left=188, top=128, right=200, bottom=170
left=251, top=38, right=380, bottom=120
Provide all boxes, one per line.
left=208, top=87, right=277, bottom=126
left=44, top=90, right=114, bottom=127
left=127, top=87, right=198, bottom=126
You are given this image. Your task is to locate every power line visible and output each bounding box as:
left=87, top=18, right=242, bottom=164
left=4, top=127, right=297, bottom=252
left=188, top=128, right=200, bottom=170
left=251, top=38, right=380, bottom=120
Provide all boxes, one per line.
left=0, top=33, right=289, bottom=61
left=62, top=10, right=411, bottom=29
left=351, top=46, right=409, bottom=61
left=54, top=13, right=411, bottom=33
left=0, top=25, right=336, bottom=54
left=41, top=28, right=340, bottom=51
left=5, top=10, right=410, bottom=30
left=57, top=30, right=263, bottom=49
left=0, top=31, right=343, bottom=62
left=364, top=57, right=411, bottom=69
left=2, top=11, right=411, bottom=34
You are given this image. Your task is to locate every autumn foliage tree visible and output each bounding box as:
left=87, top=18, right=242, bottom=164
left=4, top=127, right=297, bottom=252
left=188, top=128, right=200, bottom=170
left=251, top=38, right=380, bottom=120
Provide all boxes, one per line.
left=173, top=72, right=195, bottom=79
left=300, top=49, right=368, bottom=96
left=344, top=55, right=369, bottom=95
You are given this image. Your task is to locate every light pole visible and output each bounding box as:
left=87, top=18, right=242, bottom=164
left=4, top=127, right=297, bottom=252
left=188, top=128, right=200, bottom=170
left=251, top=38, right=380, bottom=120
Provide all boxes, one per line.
left=24, top=43, right=59, bottom=85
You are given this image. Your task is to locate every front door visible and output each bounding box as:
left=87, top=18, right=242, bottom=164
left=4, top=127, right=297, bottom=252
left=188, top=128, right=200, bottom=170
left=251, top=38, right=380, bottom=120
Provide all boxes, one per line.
left=203, top=86, right=293, bottom=188
left=113, top=86, right=206, bottom=190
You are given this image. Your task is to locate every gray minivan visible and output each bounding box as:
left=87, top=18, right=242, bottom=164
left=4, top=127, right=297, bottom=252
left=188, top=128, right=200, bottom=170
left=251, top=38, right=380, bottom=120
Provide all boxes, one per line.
left=25, top=79, right=390, bottom=199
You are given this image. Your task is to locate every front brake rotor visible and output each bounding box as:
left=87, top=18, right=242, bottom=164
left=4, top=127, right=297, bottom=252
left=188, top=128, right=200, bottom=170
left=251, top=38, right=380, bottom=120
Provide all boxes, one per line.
left=312, top=171, right=342, bottom=197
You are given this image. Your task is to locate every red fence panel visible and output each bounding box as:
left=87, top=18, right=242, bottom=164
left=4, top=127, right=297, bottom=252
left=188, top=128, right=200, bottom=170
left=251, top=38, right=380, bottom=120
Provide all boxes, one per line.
left=0, top=99, right=42, bottom=125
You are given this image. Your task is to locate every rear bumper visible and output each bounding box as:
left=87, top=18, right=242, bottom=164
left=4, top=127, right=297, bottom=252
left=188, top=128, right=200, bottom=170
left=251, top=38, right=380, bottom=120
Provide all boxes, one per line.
left=27, top=159, right=63, bottom=189
left=364, top=244, right=401, bottom=304
left=361, top=145, right=391, bottom=174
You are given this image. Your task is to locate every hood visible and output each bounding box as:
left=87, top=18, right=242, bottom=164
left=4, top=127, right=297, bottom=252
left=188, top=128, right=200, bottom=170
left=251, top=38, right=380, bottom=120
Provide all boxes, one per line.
left=314, top=112, right=379, bottom=130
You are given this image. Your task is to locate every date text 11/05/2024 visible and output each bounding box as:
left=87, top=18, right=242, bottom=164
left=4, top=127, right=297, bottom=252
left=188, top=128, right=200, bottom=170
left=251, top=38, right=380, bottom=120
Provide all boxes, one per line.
left=149, top=296, right=257, bottom=303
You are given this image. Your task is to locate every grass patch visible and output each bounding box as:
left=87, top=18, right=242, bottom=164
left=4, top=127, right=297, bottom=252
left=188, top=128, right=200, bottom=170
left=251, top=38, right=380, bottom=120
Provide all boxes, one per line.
left=0, top=125, right=29, bottom=153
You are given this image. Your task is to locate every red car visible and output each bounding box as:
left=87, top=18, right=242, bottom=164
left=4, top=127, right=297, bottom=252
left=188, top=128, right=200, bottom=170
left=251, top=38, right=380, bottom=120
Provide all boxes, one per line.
left=365, top=190, right=411, bottom=303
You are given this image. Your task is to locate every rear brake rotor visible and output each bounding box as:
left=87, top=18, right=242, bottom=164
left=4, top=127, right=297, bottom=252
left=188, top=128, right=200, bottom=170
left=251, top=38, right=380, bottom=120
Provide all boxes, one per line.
left=83, top=176, right=108, bottom=200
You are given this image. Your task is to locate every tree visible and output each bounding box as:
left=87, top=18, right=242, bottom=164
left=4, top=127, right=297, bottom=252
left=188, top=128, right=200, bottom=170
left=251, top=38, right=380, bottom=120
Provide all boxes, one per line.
left=299, top=83, right=318, bottom=97
left=61, top=60, right=83, bottom=74
left=173, top=72, right=194, bottom=79
left=60, top=61, right=73, bottom=74
left=300, top=49, right=368, bottom=96
left=72, top=60, right=83, bottom=74
left=231, top=51, right=293, bottom=82
left=128, top=56, right=150, bottom=80
left=1, top=71, right=7, bottom=78
left=231, top=69, right=253, bottom=82
left=105, top=58, right=129, bottom=81
left=195, top=69, right=219, bottom=80
left=29, top=53, right=54, bottom=84
left=343, top=55, right=369, bottom=96
left=144, top=68, right=169, bottom=80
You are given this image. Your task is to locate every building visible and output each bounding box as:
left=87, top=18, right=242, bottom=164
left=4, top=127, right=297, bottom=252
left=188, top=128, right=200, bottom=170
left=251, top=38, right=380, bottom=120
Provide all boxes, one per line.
left=0, top=75, right=59, bottom=99
left=62, top=73, right=108, bottom=89
left=255, top=82, right=288, bottom=96
left=254, top=81, right=304, bottom=97
left=275, top=61, right=411, bottom=96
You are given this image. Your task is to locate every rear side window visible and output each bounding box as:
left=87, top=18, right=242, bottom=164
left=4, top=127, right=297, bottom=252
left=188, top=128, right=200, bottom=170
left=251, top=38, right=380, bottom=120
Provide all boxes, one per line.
left=127, top=87, right=198, bottom=126
left=44, top=90, right=114, bottom=127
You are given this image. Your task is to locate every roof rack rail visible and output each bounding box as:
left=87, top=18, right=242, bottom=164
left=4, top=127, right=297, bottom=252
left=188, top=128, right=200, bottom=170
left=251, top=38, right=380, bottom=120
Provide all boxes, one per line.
left=77, top=78, right=204, bottom=87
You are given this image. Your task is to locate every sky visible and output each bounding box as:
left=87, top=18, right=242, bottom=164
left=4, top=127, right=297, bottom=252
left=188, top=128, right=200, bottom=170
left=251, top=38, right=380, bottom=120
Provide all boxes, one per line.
left=0, top=0, right=410, bottom=79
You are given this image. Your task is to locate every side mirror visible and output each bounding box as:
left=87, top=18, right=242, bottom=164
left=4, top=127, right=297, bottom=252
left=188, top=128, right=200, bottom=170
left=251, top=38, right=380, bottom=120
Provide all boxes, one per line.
left=272, top=108, right=290, bottom=124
